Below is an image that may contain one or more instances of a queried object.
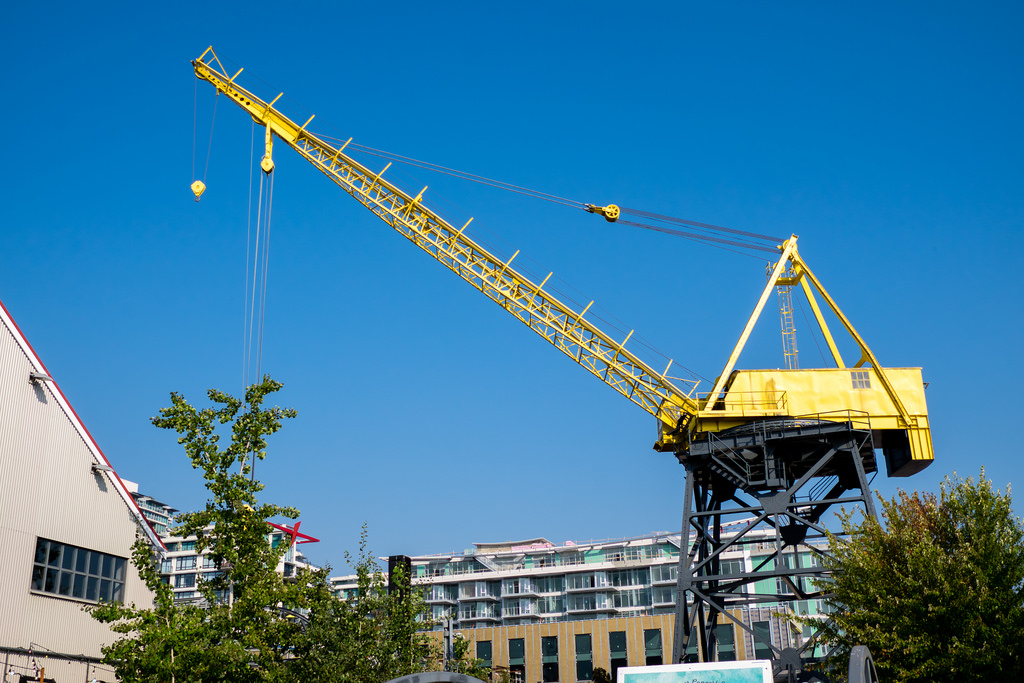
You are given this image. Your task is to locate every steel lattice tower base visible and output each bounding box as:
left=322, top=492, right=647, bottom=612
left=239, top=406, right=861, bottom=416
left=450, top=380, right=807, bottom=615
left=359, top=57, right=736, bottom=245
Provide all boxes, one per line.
left=670, top=417, right=879, bottom=682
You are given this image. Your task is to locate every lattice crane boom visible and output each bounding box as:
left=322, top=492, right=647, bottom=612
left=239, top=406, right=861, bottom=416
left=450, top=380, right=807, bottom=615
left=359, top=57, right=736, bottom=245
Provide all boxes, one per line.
left=193, top=48, right=699, bottom=436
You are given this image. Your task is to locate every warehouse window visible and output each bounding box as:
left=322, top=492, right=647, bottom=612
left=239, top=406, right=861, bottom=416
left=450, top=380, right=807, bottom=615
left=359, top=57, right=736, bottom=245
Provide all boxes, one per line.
left=851, top=370, right=871, bottom=390
left=30, top=538, right=126, bottom=604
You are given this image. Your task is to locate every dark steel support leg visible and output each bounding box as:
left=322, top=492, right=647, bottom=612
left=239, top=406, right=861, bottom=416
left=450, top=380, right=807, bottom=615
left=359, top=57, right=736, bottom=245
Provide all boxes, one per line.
left=672, top=420, right=880, bottom=677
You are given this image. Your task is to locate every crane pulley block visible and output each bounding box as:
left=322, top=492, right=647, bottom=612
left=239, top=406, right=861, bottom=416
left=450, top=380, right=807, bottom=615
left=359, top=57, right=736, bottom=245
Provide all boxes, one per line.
left=585, top=204, right=620, bottom=222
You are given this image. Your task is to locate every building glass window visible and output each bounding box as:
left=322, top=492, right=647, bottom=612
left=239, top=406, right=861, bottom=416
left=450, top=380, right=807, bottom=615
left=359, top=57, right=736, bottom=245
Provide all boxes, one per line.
left=476, top=640, right=492, bottom=668
left=31, top=538, right=126, bottom=604
left=753, top=621, right=773, bottom=660
left=540, top=595, right=565, bottom=613
left=653, top=586, right=676, bottom=605
left=535, top=575, right=566, bottom=593
left=542, top=636, right=559, bottom=682
left=575, top=633, right=592, bottom=681
left=717, top=624, right=736, bottom=661
left=608, top=568, right=649, bottom=587
left=174, top=573, right=196, bottom=588
left=509, top=638, right=525, bottom=683
left=176, top=556, right=197, bottom=571
left=612, top=588, right=651, bottom=608
left=644, top=628, right=663, bottom=666
left=652, top=564, right=677, bottom=582
left=567, top=593, right=609, bottom=611
left=508, top=637, right=525, bottom=664
left=561, top=552, right=585, bottom=566
left=568, top=572, right=607, bottom=590
left=719, top=558, right=745, bottom=576
left=609, top=631, right=627, bottom=680
left=775, top=553, right=812, bottom=596
left=682, top=635, right=699, bottom=664
left=504, top=578, right=534, bottom=595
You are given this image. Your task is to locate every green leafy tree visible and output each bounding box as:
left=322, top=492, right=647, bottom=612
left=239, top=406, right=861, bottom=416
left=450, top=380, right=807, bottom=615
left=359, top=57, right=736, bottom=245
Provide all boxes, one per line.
left=288, top=526, right=435, bottom=683
left=91, top=538, right=235, bottom=682
left=92, top=376, right=312, bottom=682
left=818, top=470, right=1024, bottom=682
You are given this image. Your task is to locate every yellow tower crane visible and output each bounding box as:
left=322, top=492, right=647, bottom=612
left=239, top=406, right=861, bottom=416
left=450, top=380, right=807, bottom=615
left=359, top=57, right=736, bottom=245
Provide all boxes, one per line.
left=192, top=47, right=933, bottom=673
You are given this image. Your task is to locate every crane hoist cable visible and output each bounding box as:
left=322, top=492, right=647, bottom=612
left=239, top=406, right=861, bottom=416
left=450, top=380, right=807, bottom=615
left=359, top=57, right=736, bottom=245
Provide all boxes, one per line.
left=245, top=157, right=274, bottom=393
left=617, top=208, right=783, bottom=254
left=243, top=120, right=255, bottom=390
left=191, top=79, right=197, bottom=194
left=190, top=89, right=219, bottom=202
left=193, top=81, right=270, bottom=480
left=321, top=136, right=584, bottom=210
left=240, top=131, right=275, bottom=480
left=316, top=133, right=784, bottom=259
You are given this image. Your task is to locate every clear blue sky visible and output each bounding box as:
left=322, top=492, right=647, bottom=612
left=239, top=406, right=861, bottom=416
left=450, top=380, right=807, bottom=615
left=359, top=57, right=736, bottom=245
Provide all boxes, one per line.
left=3, top=2, right=1022, bottom=573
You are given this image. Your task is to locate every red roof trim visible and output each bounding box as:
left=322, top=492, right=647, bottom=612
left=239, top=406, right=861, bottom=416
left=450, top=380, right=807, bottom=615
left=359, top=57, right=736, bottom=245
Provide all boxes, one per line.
left=0, top=297, right=165, bottom=551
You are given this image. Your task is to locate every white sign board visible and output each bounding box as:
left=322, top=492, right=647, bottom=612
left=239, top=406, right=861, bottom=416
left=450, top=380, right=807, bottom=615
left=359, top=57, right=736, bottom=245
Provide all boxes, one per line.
left=618, top=661, right=773, bottom=683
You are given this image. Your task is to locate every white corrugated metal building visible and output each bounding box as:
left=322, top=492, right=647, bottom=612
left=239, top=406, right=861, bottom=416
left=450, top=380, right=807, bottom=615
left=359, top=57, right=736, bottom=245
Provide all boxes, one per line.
left=0, top=299, right=159, bottom=682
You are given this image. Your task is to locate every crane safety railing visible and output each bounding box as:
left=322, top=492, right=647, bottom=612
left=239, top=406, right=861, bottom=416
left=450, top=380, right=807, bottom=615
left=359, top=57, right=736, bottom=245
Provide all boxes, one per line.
left=694, top=389, right=789, bottom=417
left=807, top=475, right=841, bottom=504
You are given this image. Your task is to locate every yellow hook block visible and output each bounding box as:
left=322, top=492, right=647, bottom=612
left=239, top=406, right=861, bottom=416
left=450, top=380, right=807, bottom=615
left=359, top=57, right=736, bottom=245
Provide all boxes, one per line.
left=191, top=180, right=206, bottom=202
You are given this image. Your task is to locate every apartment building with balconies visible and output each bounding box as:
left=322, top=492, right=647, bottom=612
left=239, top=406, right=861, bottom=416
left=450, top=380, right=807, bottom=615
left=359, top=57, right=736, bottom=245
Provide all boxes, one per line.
left=329, top=530, right=828, bottom=681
